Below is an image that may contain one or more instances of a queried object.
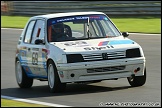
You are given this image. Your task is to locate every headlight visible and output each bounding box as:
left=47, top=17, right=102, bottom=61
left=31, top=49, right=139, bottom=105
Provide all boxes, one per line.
left=126, top=48, right=141, bottom=58
left=66, top=54, right=84, bottom=63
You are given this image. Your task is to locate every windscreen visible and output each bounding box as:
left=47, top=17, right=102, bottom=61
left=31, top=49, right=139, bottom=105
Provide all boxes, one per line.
left=47, top=14, right=121, bottom=42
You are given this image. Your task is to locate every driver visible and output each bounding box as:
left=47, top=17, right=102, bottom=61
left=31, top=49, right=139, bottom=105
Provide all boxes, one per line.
left=51, top=23, right=66, bottom=41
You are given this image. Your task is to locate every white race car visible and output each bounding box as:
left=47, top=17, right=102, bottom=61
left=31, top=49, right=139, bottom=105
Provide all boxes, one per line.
left=15, top=11, right=146, bottom=93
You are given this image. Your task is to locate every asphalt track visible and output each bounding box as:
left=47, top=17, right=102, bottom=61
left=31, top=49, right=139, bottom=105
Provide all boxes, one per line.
left=1, top=28, right=161, bottom=107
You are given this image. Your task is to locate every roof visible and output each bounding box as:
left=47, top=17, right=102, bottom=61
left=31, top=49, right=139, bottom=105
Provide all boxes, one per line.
left=31, top=11, right=105, bottom=19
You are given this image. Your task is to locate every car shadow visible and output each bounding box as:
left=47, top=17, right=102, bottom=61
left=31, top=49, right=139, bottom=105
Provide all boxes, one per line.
left=1, top=82, right=134, bottom=99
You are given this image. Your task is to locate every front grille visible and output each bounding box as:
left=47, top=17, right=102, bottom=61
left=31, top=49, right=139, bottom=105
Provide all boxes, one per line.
left=87, top=66, right=126, bottom=73
left=83, top=53, right=102, bottom=61
left=107, top=51, right=126, bottom=59
left=82, top=51, right=126, bottom=61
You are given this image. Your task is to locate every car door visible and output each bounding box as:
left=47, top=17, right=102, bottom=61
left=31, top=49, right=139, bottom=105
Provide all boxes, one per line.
left=22, top=20, right=36, bottom=75
left=29, top=19, right=47, bottom=77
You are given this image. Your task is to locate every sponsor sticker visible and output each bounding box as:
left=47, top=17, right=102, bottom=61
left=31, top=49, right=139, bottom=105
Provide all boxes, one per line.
left=98, top=40, right=134, bottom=46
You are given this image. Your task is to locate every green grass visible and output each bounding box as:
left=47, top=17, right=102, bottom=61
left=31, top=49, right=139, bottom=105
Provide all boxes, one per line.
left=111, top=17, right=161, bottom=34
left=1, top=16, right=30, bottom=28
left=1, top=98, right=49, bottom=107
left=1, top=15, right=161, bottom=34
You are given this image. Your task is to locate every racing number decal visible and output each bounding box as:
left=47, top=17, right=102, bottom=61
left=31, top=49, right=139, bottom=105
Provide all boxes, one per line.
left=32, top=52, right=38, bottom=65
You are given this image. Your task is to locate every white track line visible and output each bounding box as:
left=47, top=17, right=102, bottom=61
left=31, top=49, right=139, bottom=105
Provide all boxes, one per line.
left=1, top=95, right=71, bottom=107
left=1, top=28, right=23, bottom=30
left=129, top=33, right=161, bottom=35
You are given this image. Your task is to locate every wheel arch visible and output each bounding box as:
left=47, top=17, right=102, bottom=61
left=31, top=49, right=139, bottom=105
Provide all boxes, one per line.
left=47, top=58, right=57, bottom=69
left=46, top=58, right=63, bottom=82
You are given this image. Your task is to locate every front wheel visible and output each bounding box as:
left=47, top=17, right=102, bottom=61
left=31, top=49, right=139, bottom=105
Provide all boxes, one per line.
left=127, top=67, right=146, bottom=87
left=47, top=60, right=66, bottom=93
left=15, top=59, right=33, bottom=88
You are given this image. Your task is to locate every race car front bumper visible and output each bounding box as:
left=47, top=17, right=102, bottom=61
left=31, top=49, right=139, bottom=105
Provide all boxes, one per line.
left=57, top=57, right=146, bottom=83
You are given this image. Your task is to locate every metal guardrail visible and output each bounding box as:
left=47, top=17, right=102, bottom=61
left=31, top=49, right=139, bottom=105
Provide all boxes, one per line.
left=1, top=1, right=161, bottom=16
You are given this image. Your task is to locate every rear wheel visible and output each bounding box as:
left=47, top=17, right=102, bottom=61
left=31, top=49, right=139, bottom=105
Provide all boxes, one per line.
left=47, top=60, right=66, bottom=93
left=15, top=59, right=33, bottom=88
left=127, top=67, right=146, bottom=87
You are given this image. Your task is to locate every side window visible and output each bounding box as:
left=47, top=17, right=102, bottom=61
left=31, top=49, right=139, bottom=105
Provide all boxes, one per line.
left=24, top=20, right=35, bottom=43
left=31, top=19, right=45, bottom=44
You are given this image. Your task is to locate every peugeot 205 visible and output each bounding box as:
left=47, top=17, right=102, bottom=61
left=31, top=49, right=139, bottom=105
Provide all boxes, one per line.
left=15, top=11, right=146, bottom=93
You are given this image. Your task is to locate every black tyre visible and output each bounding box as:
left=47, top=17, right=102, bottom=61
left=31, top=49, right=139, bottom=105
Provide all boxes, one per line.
left=127, top=67, right=146, bottom=87
left=47, top=60, right=66, bottom=93
left=15, top=59, right=33, bottom=88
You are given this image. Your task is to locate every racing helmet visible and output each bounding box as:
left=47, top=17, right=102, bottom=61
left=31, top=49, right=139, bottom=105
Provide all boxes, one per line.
left=52, top=23, right=64, bottom=33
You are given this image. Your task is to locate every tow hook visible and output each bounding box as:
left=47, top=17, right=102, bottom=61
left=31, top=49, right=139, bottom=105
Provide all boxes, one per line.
left=134, top=67, right=140, bottom=73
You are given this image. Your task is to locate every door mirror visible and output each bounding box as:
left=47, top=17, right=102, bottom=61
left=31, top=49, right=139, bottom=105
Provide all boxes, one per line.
left=122, top=32, right=129, bottom=37
left=35, top=39, right=45, bottom=45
